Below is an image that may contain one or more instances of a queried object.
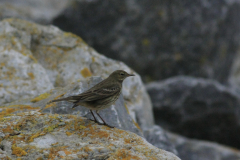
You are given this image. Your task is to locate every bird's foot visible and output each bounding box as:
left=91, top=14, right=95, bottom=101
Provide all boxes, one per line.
left=103, top=122, right=114, bottom=128
left=89, top=119, right=114, bottom=128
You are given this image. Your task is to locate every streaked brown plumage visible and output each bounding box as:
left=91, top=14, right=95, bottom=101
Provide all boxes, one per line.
left=48, top=70, right=134, bottom=128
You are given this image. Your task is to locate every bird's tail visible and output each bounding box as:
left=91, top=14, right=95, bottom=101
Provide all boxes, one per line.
left=48, top=96, right=79, bottom=104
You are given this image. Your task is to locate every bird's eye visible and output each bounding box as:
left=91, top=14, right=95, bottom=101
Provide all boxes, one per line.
left=120, top=72, right=124, bottom=75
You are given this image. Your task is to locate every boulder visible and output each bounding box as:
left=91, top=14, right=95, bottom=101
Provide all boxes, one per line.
left=143, top=125, right=177, bottom=155
left=0, top=111, right=180, bottom=160
left=146, top=76, right=240, bottom=149
left=168, top=132, right=240, bottom=160
left=0, top=18, right=154, bottom=129
left=53, top=0, right=240, bottom=83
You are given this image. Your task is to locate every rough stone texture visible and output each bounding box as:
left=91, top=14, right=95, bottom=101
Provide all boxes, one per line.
left=0, top=0, right=73, bottom=24
left=143, top=125, right=177, bottom=155
left=0, top=18, right=154, bottom=129
left=0, top=111, right=180, bottom=160
left=0, top=23, right=54, bottom=104
left=53, top=0, right=240, bottom=83
left=146, top=76, right=240, bottom=149
left=168, top=132, right=240, bottom=160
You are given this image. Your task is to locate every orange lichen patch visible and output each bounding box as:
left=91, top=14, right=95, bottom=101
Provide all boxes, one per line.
left=2, top=125, right=14, bottom=134
left=0, top=62, right=5, bottom=67
left=27, top=72, right=35, bottom=79
left=110, top=148, right=139, bottom=160
left=48, top=146, right=68, bottom=159
left=28, top=54, right=38, bottom=63
left=124, top=104, right=130, bottom=115
left=66, top=131, right=74, bottom=136
left=81, top=68, right=92, bottom=78
left=133, top=120, right=141, bottom=131
left=0, top=105, right=37, bottom=119
left=12, top=144, right=27, bottom=157
left=81, top=125, right=111, bottom=139
left=27, top=132, right=45, bottom=142
left=91, top=57, right=95, bottom=62
left=31, top=93, right=51, bottom=103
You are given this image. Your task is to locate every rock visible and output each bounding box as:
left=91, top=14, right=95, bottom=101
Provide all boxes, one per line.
left=168, top=132, right=240, bottom=160
left=0, top=28, right=54, bottom=104
left=143, top=125, right=177, bottom=155
left=0, top=18, right=154, bottom=128
left=146, top=76, right=240, bottom=149
left=53, top=0, right=240, bottom=83
left=0, top=0, right=73, bottom=24
left=0, top=111, right=180, bottom=160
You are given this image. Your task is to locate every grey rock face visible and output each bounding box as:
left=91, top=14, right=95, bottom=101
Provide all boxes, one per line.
left=0, top=18, right=154, bottom=129
left=168, top=132, right=240, bottom=160
left=53, top=0, right=240, bottom=83
left=143, top=125, right=177, bottom=155
left=146, top=76, right=240, bottom=149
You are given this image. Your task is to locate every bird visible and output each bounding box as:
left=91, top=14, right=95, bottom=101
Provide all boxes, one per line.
left=48, top=70, right=134, bottom=128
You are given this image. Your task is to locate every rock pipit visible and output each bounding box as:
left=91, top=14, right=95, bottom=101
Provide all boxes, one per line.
left=48, top=70, right=134, bottom=128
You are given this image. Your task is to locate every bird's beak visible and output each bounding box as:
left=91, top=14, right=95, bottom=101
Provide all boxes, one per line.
left=128, top=73, right=135, bottom=77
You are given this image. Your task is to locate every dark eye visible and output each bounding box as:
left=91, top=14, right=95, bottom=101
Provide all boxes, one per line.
left=120, top=72, right=124, bottom=75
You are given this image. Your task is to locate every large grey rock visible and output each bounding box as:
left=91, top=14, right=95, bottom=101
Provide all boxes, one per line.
left=0, top=18, right=154, bottom=129
left=0, top=0, right=73, bottom=24
left=143, top=125, right=177, bottom=155
left=0, top=111, right=181, bottom=160
left=53, top=0, right=240, bottom=83
left=146, top=76, right=240, bottom=149
left=168, top=132, right=240, bottom=160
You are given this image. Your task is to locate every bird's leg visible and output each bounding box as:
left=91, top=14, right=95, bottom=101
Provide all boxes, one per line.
left=90, top=110, right=101, bottom=124
left=96, top=111, right=114, bottom=128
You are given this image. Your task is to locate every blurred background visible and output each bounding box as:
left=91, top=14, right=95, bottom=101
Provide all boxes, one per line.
left=1, top=0, right=240, bottom=159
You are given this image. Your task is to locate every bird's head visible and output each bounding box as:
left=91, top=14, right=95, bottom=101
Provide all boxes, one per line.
left=109, top=70, right=135, bottom=82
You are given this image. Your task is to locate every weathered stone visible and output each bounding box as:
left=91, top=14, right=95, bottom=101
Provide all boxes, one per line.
left=0, top=18, right=154, bottom=129
left=53, top=0, right=240, bottom=83
left=143, top=125, right=177, bottom=155
left=0, top=25, right=54, bottom=104
left=168, top=132, right=240, bottom=160
left=146, top=76, right=240, bottom=149
left=0, top=111, right=181, bottom=160
left=0, top=0, right=73, bottom=24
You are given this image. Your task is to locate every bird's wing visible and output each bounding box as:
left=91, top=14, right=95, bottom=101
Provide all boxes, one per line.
left=72, top=84, right=121, bottom=102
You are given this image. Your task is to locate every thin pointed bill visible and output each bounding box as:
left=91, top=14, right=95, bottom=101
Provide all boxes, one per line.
left=128, top=74, right=135, bottom=76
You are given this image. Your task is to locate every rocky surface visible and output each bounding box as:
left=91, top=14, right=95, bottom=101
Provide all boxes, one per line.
left=0, top=18, right=154, bottom=129
left=168, top=132, right=240, bottom=160
left=143, top=125, right=177, bottom=155
left=146, top=76, right=240, bottom=149
left=0, top=111, right=180, bottom=160
left=0, top=0, right=72, bottom=24
left=53, top=0, right=240, bottom=83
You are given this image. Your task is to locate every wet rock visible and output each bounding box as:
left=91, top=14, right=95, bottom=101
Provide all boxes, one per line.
left=146, top=76, right=240, bottom=149
left=53, top=0, right=240, bottom=83
left=0, top=111, right=180, bottom=160
left=0, top=18, right=154, bottom=128
left=168, top=132, right=240, bottom=160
